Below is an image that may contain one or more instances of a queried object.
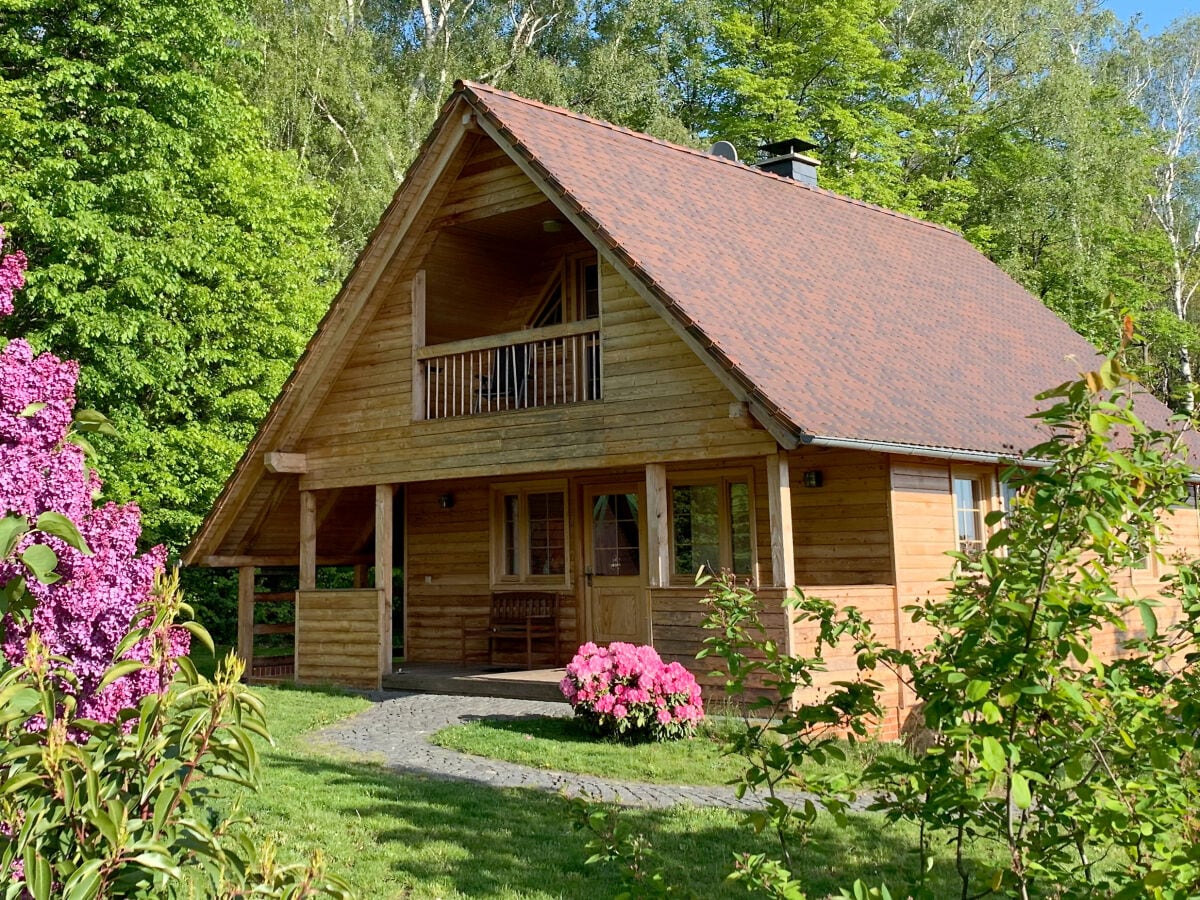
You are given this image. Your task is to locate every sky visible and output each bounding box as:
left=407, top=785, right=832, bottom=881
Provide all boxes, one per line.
left=1106, top=0, right=1196, bottom=32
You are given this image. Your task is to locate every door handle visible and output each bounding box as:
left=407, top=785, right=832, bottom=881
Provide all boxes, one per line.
left=584, top=568, right=593, bottom=586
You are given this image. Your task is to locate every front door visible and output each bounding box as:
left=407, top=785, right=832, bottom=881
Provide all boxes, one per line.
left=584, top=486, right=649, bottom=644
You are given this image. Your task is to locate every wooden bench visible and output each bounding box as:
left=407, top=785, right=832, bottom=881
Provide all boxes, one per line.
left=460, top=592, right=560, bottom=669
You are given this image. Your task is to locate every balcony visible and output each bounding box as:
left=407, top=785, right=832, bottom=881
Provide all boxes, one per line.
left=417, top=321, right=601, bottom=420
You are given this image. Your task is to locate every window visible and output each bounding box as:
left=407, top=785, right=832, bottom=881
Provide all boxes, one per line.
left=670, top=475, right=754, bottom=580
left=953, top=475, right=985, bottom=557
left=528, top=251, right=600, bottom=327
left=999, top=473, right=1023, bottom=515
left=493, top=484, right=568, bottom=584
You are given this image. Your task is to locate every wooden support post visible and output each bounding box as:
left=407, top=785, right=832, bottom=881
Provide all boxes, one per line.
left=645, top=463, right=670, bottom=588
left=375, top=484, right=395, bottom=675
left=767, top=452, right=798, bottom=658
left=412, top=270, right=426, bottom=421
left=353, top=564, right=369, bottom=588
left=237, top=566, right=255, bottom=676
left=299, top=490, right=317, bottom=591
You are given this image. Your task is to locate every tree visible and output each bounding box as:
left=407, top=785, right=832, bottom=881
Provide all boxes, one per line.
left=704, top=0, right=921, bottom=210
left=1131, top=16, right=1200, bottom=412
left=244, top=0, right=706, bottom=262
left=0, top=0, right=336, bottom=550
left=245, top=0, right=415, bottom=263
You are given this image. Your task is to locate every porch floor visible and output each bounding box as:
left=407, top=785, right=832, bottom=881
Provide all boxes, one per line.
left=383, top=662, right=568, bottom=703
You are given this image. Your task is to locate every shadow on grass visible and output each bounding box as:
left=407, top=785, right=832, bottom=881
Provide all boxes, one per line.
left=456, top=714, right=595, bottom=741
left=256, top=745, right=997, bottom=899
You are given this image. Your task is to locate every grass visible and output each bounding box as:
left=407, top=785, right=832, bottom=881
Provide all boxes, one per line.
left=431, top=714, right=909, bottom=787
left=187, top=646, right=1005, bottom=898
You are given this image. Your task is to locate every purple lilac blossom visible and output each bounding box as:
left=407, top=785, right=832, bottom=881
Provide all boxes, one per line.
left=0, top=230, right=186, bottom=725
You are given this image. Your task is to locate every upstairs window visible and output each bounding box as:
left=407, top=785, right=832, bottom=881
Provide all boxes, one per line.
left=529, top=251, right=600, bottom=327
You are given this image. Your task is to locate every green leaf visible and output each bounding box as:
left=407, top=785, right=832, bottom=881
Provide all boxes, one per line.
left=1, top=771, right=42, bottom=795
left=980, top=736, right=1006, bottom=772
left=19, top=401, right=47, bottom=417
left=96, top=659, right=147, bottom=695
left=34, top=511, right=92, bottom=555
left=0, top=514, right=30, bottom=560
left=181, top=619, right=215, bottom=655
left=131, top=851, right=181, bottom=879
left=72, top=409, right=118, bottom=437
left=1011, top=772, right=1032, bottom=809
left=966, top=679, right=991, bottom=702
left=23, top=846, right=51, bottom=900
left=20, top=543, right=59, bottom=582
left=62, top=859, right=103, bottom=900
left=1138, top=602, right=1158, bottom=638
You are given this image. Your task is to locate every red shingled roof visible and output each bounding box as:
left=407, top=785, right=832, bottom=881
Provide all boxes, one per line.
left=461, top=81, right=1147, bottom=457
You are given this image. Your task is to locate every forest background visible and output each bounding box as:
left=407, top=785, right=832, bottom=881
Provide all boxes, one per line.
left=2, top=0, right=1200, bottom=639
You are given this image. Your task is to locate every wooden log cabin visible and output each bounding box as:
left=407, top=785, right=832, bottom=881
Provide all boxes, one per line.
left=184, top=82, right=1200, bottom=734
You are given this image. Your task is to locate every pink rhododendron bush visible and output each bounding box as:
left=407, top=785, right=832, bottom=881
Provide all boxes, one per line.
left=560, top=641, right=704, bottom=742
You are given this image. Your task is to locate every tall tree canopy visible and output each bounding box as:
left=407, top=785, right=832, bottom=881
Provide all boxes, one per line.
left=0, top=0, right=336, bottom=549
left=7, top=0, right=1200, bottom=563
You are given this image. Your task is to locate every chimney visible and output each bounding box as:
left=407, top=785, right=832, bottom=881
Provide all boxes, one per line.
left=754, top=138, right=820, bottom=187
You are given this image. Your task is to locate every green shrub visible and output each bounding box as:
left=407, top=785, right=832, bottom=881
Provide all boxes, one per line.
left=0, top=572, right=350, bottom=899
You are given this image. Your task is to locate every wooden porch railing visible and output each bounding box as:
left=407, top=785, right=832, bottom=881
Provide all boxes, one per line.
left=417, top=321, right=601, bottom=420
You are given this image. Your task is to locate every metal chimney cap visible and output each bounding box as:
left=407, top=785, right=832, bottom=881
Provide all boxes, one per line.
left=758, top=137, right=819, bottom=157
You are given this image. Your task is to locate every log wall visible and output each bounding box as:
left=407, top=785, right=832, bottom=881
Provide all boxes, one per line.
left=788, top=447, right=894, bottom=585
left=294, top=589, right=384, bottom=689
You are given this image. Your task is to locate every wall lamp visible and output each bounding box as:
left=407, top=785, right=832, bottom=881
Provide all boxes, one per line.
left=439, top=493, right=455, bottom=509
left=802, top=470, right=824, bottom=489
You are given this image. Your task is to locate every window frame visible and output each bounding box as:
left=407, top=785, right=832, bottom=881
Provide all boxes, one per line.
left=490, top=480, right=571, bottom=588
left=951, top=467, right=994, bottom=559
left=666, top=469, right=757, bottom=585
left=527, top=249, right=601, bottom=328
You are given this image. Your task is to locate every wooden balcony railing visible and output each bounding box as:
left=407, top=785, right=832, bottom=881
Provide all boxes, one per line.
left=416, top=321, right=602, bottom=420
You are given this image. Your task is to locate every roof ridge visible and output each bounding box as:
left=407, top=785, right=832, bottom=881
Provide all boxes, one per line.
left=457, top=79, right=963, bottom=240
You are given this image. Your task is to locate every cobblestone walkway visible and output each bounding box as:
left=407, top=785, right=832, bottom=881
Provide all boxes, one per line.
left=314, top=691, right=855, bottom=811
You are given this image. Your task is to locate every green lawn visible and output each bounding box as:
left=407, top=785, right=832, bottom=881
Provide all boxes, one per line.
left=431, top=715, right=909, bottom=787
left=190, top=647, right=1004, bottom=898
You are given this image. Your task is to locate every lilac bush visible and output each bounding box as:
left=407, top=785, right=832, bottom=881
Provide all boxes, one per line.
left=561, top=641, right=704, bottom=742
left=0, top=228, right=184, bottom=724
left=0, top=232, right=349, bottom=896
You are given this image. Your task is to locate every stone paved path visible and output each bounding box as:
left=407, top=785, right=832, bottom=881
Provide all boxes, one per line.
left=315, top=691, right=863, bottom=812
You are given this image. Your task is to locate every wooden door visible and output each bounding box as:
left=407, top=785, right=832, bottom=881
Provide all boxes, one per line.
left=584, top=486, right=649, bottom=644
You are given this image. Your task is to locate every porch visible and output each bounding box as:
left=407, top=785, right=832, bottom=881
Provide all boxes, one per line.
left=382, top=662, right=567, bottom=703
left=228, top=448, right=902, bottom=705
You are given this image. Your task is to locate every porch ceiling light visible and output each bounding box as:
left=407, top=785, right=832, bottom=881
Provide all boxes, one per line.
left=542, top=219, right=563, bottom=233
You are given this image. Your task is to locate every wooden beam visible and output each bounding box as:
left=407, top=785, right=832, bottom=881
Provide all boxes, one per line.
left=766, top=449, right=796, bottom=592
left=413, top=319, right=598, bottom=360
left=645, top=463, right=670, bottom=588
left=412, top=269, right=426, bottom=421
left=233, top=477, right=289, bottom=556
left=237, top=566, right=255, bottom=674
left=197, top=554, right=373, bottom=568
left=299, top=490, right=317, bottom=591
left=253, top=623, right=296, bottom=636
left=375, top=484, right=396, bottom=675
left=353, top=564, right=370, bottom=588
left=264, top=452, right=308, bottom=474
